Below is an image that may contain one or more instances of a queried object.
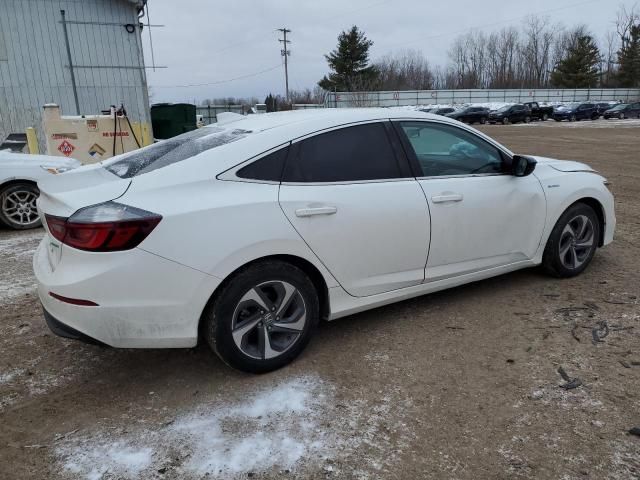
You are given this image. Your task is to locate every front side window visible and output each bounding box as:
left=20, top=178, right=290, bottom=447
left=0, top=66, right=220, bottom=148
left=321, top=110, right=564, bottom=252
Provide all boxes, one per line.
left=283, top=123, right=403, bottom=183
left=397, top=122, right=504, bottom=177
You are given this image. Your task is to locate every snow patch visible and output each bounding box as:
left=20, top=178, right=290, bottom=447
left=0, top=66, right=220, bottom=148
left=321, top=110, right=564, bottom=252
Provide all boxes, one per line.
left=56, top=376, right=333, bottom=479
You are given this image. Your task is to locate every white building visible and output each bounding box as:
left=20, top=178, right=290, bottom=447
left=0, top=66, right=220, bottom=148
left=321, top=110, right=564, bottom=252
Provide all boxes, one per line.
left=0, top=0, right=151, bottom=151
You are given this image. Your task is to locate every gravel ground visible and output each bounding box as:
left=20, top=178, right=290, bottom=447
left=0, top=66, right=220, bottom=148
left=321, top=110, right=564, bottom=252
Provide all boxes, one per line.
left=0, top=122, right=639, bottom=479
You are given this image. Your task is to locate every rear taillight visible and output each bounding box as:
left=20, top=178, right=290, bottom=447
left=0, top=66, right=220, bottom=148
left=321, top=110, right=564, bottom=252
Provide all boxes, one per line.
left=45, top=202, right=161, bottom=252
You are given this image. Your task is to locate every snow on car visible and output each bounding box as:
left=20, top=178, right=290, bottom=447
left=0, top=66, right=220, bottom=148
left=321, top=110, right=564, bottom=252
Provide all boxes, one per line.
left=33, top=109, right=615, bottom=373
left=0, top=150, right=80, bottom=229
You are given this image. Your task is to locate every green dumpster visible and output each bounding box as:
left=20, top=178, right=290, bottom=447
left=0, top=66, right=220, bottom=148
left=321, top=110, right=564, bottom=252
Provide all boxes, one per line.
left=150, top=103, right=197, bottom=140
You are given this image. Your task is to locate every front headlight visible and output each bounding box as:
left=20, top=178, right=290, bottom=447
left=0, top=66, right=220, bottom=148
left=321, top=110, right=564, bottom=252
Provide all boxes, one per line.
left=41, top=165, right=74, bottom=175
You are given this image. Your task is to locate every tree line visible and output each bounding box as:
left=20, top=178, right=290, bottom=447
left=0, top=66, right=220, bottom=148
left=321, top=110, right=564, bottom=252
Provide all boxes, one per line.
left=319, top=6, right=640, bottom=92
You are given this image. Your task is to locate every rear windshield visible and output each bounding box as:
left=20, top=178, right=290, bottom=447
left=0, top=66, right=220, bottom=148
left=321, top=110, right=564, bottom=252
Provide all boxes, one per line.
left=104, top=126, right=250, bottom=178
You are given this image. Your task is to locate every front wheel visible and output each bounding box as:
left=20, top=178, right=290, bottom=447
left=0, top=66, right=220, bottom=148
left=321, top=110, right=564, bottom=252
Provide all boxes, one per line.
left=570, top=114, right=577, bottom=122
left=620, top=112, right=625, bottom=119
left=542, top=113, right=549, bottom=121
left=524, top=116, right=531, bottom=124
left=480, top=117, right=487, bottom=125
left=0, top=183, right=41, bottom=230
left=502, top=117, right=510, bottom=125
left=203, top=261, right=319, bottom=373
left=542, top=203, right=600, bottom=278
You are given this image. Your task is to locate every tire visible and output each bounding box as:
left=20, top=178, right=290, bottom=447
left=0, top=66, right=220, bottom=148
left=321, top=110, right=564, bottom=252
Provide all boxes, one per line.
left=502, top=117, right=510, bottom=125
left=524, top=116, right=531, bottom=124
left=480, top=117, right=487, bottom=125
left=554, top=118, right=561, bottom=122
left=203, top=260, right=320, bottom=373
left=542, top=203, right=600, bottom=278
left=0, top=183, right=41, bottom=230
left=570, top=114, right=577, bottom=122
left=542, top=113, right=549, bottom=121
left=620, top=112, right=625, bottom=120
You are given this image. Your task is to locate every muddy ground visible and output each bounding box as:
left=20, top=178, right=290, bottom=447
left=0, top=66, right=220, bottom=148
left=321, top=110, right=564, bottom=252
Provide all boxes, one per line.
left=0, top=120, right=639, bottom=479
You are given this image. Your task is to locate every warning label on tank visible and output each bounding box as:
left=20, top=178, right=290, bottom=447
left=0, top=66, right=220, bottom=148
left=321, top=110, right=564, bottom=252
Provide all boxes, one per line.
left=51, top=133, right=78, bottom=140
left=86, top=120, right=98, bottom=131
left=88, top=143, right=106, bottom=158
left=102, top=131, right=130, bottom=137
left=57, top=140, right=75, bottom=157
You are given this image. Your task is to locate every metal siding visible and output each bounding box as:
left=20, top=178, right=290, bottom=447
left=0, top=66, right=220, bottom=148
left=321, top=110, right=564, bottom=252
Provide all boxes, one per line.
left=0, top=0, right=149, bottom=151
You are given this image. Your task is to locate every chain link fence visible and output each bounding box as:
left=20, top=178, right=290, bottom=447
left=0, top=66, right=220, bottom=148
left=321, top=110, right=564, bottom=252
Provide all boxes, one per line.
left=324, top=89, right=640, bottom=108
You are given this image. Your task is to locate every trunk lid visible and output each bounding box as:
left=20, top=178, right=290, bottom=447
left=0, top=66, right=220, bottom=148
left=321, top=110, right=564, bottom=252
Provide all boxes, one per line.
left=36, top=164, right=131, bottom=218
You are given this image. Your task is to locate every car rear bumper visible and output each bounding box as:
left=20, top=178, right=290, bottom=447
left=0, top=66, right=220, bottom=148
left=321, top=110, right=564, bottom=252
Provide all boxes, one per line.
left=34, top=237, right=221, bottom=348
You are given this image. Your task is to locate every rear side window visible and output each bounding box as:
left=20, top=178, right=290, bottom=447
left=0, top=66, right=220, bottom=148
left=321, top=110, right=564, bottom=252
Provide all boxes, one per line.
left=283, top=123, right=402, bottom=183
left=105, top=127, right=250, bottom=178
left=237, top=146, right=288, bottom=181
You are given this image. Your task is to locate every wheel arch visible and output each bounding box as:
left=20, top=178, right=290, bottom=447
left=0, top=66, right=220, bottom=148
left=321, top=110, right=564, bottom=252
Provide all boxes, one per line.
left=198, top=254, right=331, bottom=339
left=0, top=178, right=39, bottom=192
left=573, top=197, right=606, bottom=247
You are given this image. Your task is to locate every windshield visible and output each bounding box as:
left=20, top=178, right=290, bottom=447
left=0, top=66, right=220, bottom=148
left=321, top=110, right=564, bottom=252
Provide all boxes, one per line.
left=610, top=104, right=627, bottom=110
left=496, top=105, right=511, bottom=112
left=104, top=126, right=250, bottom=178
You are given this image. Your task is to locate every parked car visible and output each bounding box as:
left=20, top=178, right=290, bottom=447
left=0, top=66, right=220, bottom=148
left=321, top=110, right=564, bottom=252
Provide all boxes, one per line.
left=0, top=150, right=80, bottom=229
left=595, top=102, right=616, bottom=116
left=488, top=104, right=532, bottom=124
left=552, top=102, right=599, bottom=122
left=522, top=102, right=554, bottom=121
left=445, top=106, right=490, bottom=124
left=603, top=102, right=640, bottom=119
left=34, top=109, right=615, bottom=373
left=432, top=107, right=456, bottom=116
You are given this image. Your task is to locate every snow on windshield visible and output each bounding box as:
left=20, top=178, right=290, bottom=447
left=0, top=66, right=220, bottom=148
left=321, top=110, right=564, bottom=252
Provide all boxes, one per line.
left=104, top=127, right=251, bottom=178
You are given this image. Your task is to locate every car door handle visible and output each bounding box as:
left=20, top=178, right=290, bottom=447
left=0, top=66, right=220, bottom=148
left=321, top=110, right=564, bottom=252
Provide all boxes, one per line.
left=295, top=206, right=338, bottom=217
left=431, top=194, right=463, bottom=203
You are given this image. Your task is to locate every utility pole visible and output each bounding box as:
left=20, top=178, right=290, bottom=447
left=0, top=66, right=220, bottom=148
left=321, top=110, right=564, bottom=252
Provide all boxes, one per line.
left=277, top=28, right=291, bottom=102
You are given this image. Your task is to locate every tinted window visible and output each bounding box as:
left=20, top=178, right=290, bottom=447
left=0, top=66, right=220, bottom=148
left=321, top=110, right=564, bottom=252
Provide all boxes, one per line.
left=398, top=122, right=504, bottom=177
left=237, top=146, right=288, bottom=181
left=105, top=127, right=250, bottom=178
left=283, top=123, right=402, bottom=182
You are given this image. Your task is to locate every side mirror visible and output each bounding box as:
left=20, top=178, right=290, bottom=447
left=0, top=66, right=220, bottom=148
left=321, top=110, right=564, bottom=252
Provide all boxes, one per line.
left=511, top=155, right=537, bottom=177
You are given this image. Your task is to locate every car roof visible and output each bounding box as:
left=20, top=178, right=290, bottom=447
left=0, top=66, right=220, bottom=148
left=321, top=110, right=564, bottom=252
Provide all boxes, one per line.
left=123, top=108, right=510, bottom=188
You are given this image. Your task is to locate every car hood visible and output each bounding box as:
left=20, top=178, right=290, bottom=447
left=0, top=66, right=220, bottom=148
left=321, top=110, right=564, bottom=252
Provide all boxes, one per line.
left=530, top=156, right=596, bottom=173
left=0, top=151, right=81, bottom=169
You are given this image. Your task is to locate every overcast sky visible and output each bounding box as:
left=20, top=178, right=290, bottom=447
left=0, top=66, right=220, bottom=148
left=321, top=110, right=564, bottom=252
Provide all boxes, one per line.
left=142, top=0, right=637, bottom=104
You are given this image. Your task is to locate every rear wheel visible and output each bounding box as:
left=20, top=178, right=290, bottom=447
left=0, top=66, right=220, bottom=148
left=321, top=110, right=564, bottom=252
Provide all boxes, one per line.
left=620, top=112, right=625, bottom=119
left=542, top=203, right=600, bottom=278
left=542, top=113, right=549, bottom=121
left=524, top=116, right=531, bottom=124
left=480, top=117, right=487, bottom=125
left=570, top=114, right=577, bottom=122
left=203, top=261, right=320, bottom=373
left=0, top=183, right=41, bottom=230
left=502, top=117, right=510, bottom=125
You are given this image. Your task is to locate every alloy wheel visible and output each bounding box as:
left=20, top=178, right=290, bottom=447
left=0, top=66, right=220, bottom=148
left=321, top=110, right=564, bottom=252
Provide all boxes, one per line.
left=1, top=188, right=39, bottom=228
left=231, top=280, right=306, bottom=360
left=558, top=215, right=595, bottom=270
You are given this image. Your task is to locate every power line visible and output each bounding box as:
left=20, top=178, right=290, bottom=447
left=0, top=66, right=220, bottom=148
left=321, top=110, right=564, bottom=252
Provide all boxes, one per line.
left=278, top=28, right=291, bottom=101
left=152, top=64, right=282, bottom=88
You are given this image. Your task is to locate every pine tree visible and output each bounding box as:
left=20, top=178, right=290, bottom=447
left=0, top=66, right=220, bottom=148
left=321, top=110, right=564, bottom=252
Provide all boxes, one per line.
left=318, top=26, right=379, bottom=91
left=550, top=35, right=601, bottom=88
left=617, top=24, right=640, bottom=87
left=264, top=93, right=277, bottom=113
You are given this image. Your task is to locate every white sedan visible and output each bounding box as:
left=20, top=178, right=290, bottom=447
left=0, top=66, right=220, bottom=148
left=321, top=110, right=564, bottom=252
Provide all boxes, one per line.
left=33, top=109, right=615, bottom=372
left=0, top=151, right=80, bottom=229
